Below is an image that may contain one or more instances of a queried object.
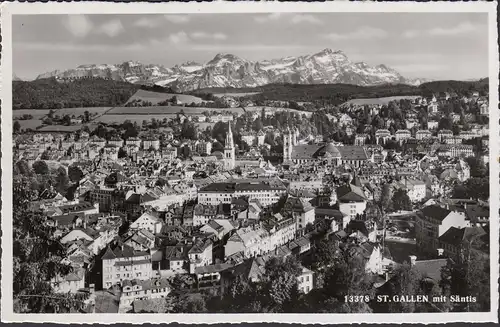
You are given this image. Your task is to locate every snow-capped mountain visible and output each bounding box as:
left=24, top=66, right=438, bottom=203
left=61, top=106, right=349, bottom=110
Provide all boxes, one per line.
left=36, top=49, right=426, bottom=91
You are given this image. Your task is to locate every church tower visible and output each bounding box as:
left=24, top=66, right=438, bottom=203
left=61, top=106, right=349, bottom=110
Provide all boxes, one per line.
left=224, top=122, right=235, bottom=170
left=293, top=128, right=299, bottom=146
left=283, top=127, right=293, bottom=162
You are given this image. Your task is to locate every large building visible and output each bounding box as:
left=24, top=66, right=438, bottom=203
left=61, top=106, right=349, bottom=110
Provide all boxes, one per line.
left=198, top=178, right=287, bottom=207
left=283, top=140, right=369, bottom=168
left=102, top=244, right=152, bottom=289
left=415, top=205, right=470, bottom=255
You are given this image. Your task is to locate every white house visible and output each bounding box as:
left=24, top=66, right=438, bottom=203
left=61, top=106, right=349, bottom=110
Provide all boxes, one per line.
left=130, top=212, right=164, bottom=235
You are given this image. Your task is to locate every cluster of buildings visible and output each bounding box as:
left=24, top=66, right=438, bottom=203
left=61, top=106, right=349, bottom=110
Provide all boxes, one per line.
left=15, top=89, right=490, bottom=313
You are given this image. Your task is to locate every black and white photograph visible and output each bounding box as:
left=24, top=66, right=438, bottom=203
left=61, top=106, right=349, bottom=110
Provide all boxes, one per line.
left=1, top=1, right=498, bottom=323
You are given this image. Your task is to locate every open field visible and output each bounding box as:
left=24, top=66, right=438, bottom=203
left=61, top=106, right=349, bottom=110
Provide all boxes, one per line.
left=213, top=92, right=261, bottom=97
left=126, top=89, right=206, bottom=105
left=37, top=125, right=83, bottom=133
left=17, top=119, right=44, bottom=131
left=95, top=114, right=176, bottom=124
left=344, top=95, right=421, bottom=106
left=13, top=109, right=50, bottom=119
left=244, top=106, right=312, bottom=117
left=107, top=105, right=243, bottom=115
left=54, top=107, right=111, bottom=116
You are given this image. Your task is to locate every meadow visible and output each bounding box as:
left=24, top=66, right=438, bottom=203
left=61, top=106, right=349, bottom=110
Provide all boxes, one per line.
left=344, top=95, right=421, bottom=106
left=94, top=114, right=177, bottom=124
left=107, top=105, right=243, bottom=115
left=213, top=92, right=261, bottom=97
left=126, top=89, right=207, bottom=105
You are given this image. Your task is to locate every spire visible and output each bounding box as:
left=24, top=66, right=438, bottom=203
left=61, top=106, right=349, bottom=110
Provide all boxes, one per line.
left=352, top=172, right=362, bottom=187
left=225, top=122, right=234, bottom=149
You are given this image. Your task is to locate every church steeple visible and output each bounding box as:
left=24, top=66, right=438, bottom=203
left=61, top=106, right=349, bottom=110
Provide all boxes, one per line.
left=224, top=122, right=235, bottom=170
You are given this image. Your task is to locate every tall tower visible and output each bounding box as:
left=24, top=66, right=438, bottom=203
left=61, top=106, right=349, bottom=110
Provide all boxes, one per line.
left=283, top=127, right=293, bottom=162
left=293, top=128, right=299, bottom=146
left=224, top=122, right=235, bottom=170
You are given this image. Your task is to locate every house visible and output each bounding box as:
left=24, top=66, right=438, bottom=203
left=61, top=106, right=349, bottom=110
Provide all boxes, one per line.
left=50, top=267, right=86, bottom=294
left=119, top=278, right=170, bottom=308
left=129, top=212, right=164, bottom=235
left=337, top=184, right=367, bottom=218
left=415, top=205, right=470, bottom=255
left=282, top=196, right=315, bottom=231
left=153, top=245, right=189, bottom=275
left=438, top=226, right=486, bottom=259
left=188, top=238, right=213, bottom=274
left=395, top=130, right=412, bottom=142
left=101, top=244, right=152, bottom=289
left=297, top=267, right=314, bottom=294
left=124, top=229, right=156, bottom=251
left=200, top=219, right=238, bottom=241
left=225, top=223, right=272, bottom=259
left=347, top=220, right=378, bottom=243
left=193, top=204, right=219, bottom=226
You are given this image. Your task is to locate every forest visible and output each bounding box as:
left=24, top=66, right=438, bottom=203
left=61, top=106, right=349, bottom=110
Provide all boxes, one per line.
left=12, top=78, right=140, bottom=109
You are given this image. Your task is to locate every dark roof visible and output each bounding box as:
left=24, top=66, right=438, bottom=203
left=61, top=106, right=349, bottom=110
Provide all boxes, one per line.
left=101, top=244, right=149, bottom=260
left=163, top=245, right=188, bottom=260
left=420, top=205, right=451, bottom=222
left=315, top=208, right=345, bottom=221
left=465, top=205, right=489, bottom=223
left=439, top=226, right=486, bottom=246
left=337, top=184, right=367, bottom=202
left=58, top=201, right=95, bottom=214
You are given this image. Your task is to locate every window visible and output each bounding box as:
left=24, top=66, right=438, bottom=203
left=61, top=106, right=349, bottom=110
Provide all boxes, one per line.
left=306, top=276, right=310, bottom=282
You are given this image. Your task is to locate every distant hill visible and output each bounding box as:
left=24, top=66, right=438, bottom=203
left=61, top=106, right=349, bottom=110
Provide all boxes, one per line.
left=12, top=77, right=488, bottom=111
left=193, top=79, right=489, bottom=103
left=419, top=78, right=489, bottom=97
left=13, top=73, right=22, bottom=81
left=12, top=77, right=140, bottom=110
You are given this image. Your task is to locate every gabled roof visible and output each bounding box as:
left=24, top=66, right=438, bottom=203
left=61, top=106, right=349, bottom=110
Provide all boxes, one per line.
left=337, top=184, right=367, bottom=202
left=439, top=226, right=486, bottom=246
left=420, top=205, right=451, bottom=222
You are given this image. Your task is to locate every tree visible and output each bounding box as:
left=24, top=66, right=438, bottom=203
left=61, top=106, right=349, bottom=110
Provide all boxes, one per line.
left=68, top=165, right=84, bottom=183
left=392, top=188, right=412, bottom=211
left=16, top=160, right=31, bottom=176
left=55, top=167, right=69, bottom=194
left=33, top=161, right=49, bottom=175
left=174, top=293, right=207, bottom=313
left=309, top=238, right=341, bottom=271
left=14, top=120, right=21, bottom=133
left=440, top=248, right=490, bottom=312
left=438, top=117, right=453, bottom=131
left=62, top=114, right=71, bottom=126
left=118, top=147, right=128, bottom=159
left=13, top=178, right=88, bottom=313
left=84, top=110, right=90, bottom=123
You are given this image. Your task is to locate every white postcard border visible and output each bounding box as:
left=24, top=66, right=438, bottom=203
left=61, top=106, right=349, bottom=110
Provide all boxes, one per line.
left=1, top=1, right=498, bottom=324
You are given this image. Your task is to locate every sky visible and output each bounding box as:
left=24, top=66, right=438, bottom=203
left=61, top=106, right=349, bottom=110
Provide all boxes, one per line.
left=13, top=13, right=489, bottom=81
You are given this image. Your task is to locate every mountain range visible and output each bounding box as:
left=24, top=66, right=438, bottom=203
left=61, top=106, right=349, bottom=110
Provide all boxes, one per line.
left=35, top=49, right=428, bottom=92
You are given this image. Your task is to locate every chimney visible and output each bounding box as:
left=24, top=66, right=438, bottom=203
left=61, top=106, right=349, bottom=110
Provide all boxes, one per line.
left=83, top=219, right=87, bottom=229
left=409, top=255, right=417, bottom=266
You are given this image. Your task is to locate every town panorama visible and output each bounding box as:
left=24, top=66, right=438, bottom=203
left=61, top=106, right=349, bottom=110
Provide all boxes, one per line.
left=10, top=12, right=492, bottom=315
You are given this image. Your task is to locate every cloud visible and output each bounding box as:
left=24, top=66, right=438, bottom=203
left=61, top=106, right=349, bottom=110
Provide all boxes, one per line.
left=403, top=22, right=482, bottom=38
left=134, top=17, right=162, bottom=28
left=62, top=15, right=93, bottom=38
left=164, top=15, right=190, bottom=24
left=402, top=30, right=420, bottom=38
left=97, top=19, right=124, bottom=37
left=290, top=14, right=323, bottom=25
left=191, top=32, right=227, bottom=41
left=167, top=31, right=190, bottom=45
left=429, top=22, right=479, bottom=36
left=254, top=13, right=282, bottom=23
left=323, top=26, right=388, bottom=41
left=254, top=13, right=323, bottom=25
